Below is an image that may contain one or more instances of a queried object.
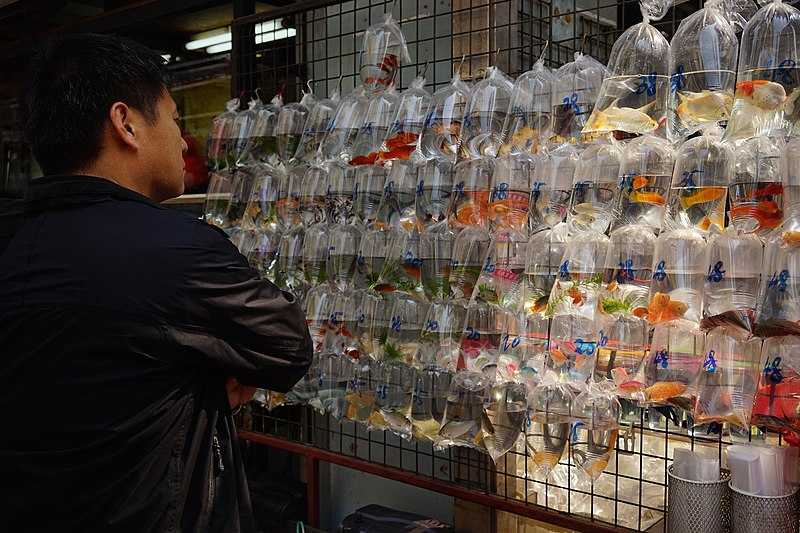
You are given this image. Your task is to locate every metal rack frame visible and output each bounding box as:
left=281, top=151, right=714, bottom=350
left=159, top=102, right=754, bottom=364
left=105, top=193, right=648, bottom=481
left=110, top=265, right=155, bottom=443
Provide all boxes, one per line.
left=229, top=0, right=782, bottom=530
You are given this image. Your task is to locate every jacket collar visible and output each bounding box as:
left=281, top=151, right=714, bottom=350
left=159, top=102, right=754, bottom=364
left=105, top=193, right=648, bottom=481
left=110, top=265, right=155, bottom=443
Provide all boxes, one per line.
left=24, top=175, right=164, bottom=214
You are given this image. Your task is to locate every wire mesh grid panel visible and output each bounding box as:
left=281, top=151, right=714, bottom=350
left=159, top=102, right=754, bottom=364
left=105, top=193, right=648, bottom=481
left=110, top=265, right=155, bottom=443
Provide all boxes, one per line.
left=232, top=0, right=696, bottom=101
left=228, top=0, right=789, bottom=531
left=241, top=397, right=784, bottom=531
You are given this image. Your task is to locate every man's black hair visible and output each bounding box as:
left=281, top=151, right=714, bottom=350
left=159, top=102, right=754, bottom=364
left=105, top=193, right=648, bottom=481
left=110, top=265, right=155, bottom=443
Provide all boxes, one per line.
left=22, top=33, right=172, bottom=175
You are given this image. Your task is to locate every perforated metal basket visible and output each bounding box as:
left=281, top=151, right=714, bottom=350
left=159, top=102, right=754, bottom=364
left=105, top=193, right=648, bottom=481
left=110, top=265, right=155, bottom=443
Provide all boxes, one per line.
left=667, top=465, right=731, bottom=533
left=730, top=484, right=800, bottom=533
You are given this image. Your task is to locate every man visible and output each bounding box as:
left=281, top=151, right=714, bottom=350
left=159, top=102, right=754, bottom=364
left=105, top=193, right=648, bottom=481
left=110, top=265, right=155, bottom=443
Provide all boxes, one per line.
left=0, top=33, right=312, bottom=532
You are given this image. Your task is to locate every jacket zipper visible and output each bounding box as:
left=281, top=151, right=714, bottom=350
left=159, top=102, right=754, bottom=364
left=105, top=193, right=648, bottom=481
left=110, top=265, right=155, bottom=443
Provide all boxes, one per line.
left=212, top=434, right=225, bottom=473
left=204, top=433, right=224, bottom=531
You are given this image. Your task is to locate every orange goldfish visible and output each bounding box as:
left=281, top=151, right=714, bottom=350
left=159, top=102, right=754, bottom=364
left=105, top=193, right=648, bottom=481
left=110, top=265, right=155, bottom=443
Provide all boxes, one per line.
left=679, top=187, right=725, bottom=210
left=550, top=348, right=568, bottom=366
left=647, top=292, right=688, bottom=323
left=632, top=175, right=649, bottom=190
left=645, top=381, right=687, bottom=403
left=735, top=80, right=786, bottom=111
left=568, top=287, right=584, bottom=305
left=632, top=306, right=648, bottom=318
left=781, top=230, right=800, bottom=247
left=349, top=152, right=379, bottom=166
left=385, top=132, right=419, bottom=149
left=606, top=281, right=619, bottom=291
left=747, top=182, right=783, bottom=198
left=629, top=191, right=666, bottom=206
left=575, top=354, right=588, bottom=369
left=379, top=144, right=416, bottom=161
left=401, top=264, right=421, bottom=278
left=528, top=294, right=549, bottom=314
left=729, top=202, right=782, bottom=233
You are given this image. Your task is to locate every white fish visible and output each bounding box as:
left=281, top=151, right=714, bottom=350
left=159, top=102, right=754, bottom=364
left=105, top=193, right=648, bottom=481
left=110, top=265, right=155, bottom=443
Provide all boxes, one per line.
left=676, top=90, right=732, bottom=124
left=584, top=99, right=659, bottom=134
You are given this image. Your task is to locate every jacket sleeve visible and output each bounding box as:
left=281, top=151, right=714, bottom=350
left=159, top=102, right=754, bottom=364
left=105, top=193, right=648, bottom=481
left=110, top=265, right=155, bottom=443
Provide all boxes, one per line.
left=166, top=220, right=312, bottom=392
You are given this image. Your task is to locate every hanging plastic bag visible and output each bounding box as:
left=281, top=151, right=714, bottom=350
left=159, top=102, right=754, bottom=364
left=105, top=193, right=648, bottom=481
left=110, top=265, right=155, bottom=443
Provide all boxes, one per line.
left=547, top=230, right=609, bottom=385
left=206, top=97, right=239, bottom=171
left=415, top=300, right=467, bottom=373
left=319, top=87, right=369, bottom=163
left=483, top=380, right=527, bottom=462
left=754, top=212, right=800, bottom=337
left=489, top=156, right=532, bottom=233
left=274, top=225, right=308, bottom=304
left=751, top=335, right=800, bottom=434
left=694, top=326, right=762, bottom=428
left=729, top=137, right=784, bottom=236
left=609, top=135, right=675, bottom=233
left=551, top=52, right=607, bottom=144
left=596, top=226, right=654, bottom=400
left=419, top=223, right=461, bottom=301
left=499, top=54, right=553, bottom=156
left=701, top=230, right=764, bottom=332
left=379, top=72, right=431, bottom=164
left=600, top=225, right=655, bottom=319
left=275, top=164, right=303, bottom=228
left=294, top=82, right=341, bottom=163
left=470, top=230, right=528, bottom=310
left=418, top=70, right=471, bottom=163
left=349, top=85, right=398, bottom=166
left=327, top=224, right=363, bottom=292
left=668, top=0, right=738, bottom=139
left=326, top=164, right=357, bottom=226
left=571, top=382, right=621, bottom=481
left=566, top=141, right=622, bottom=234
left=642, top=320, right=705, bottom=409
left=358, top=13, right=411, bottom=92
left=437, top=370, right=491, bottom=451
left=373, top=293, right=429, bottom=437
left=246, top=91, right=283, bottom=167
left=374, top=227, right=422, bottom=295
left=415, top=160, right=454, bottom=231
left=723, top=0, right=800, bottom=141
left=410, top=363, right=454, bottom=442
left=583, top=17, right=669, bottom=137
left=524, top=376, right=574, bottom=477
left=359, top=227, right=391, bottom=291
left=529, top=145, right=579, bottom=233
left=522, top=223, right=569, bottom=318
left=448, top=226, right=492, bottom=301
left=276, top=87, right=315, bottom=164
left=448, top=159, right=492, bottom=229
left=459, top=66, right=514, bottom=160
left=302, top=223, right=329, bottom=287
left=663, top=130, right=732, bottom=234
left=458, top=302, right=505, bottom=374
left=647, top=228, right=706, bottom=325
left=374, top=160, right=417, bottom=230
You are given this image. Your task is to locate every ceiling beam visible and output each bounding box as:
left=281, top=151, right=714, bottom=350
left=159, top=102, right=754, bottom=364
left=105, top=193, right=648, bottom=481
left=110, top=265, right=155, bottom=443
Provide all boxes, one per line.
left=0, top=0, right=222, bottom=63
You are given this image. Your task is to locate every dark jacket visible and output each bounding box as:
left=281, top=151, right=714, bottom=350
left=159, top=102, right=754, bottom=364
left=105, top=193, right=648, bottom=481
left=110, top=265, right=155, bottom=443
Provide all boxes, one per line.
left=0, top=195, right=24, bottom=254
left=0, top=175, right=313, bottom=532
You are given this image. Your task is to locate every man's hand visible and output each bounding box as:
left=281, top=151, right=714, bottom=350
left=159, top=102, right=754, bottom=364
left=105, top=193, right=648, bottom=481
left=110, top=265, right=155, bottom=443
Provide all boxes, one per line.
left=225, top=376, right=257, bottom=410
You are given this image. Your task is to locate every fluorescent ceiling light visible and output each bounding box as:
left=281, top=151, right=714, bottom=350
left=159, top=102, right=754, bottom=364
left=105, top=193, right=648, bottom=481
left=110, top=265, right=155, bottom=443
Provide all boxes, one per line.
left=185, top=28, right=231, bottom=51
left=185, top=19, right=295, bottom=55
left=255, top=28, right=297, bottom=44
left=206, top=42, right=233, bottom=54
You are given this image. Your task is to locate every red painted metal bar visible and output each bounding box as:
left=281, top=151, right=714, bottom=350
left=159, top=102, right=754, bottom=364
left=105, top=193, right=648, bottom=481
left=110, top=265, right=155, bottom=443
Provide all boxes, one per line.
left=306, top=455, right=320, bottom=527
left=238, top=429, right=639, bottom=533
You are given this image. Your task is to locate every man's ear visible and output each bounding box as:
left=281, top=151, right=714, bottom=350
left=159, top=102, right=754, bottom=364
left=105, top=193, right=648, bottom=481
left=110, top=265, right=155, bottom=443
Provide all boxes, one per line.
left=109, top=102, right=139, bottom=150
